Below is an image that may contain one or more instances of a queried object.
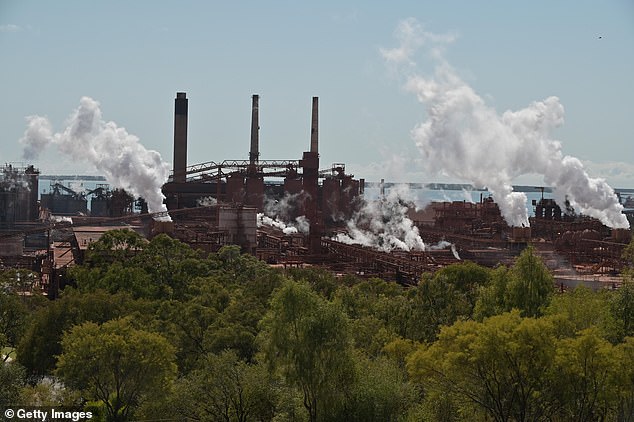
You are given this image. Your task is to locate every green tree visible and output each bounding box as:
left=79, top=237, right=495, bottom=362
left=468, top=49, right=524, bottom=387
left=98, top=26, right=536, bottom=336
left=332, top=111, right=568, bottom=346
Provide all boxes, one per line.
left=545, top=286, right=619, bottom=343
left=426, top=262, right=491, bottom=314
left=73, top=232, right=209, bottom=300
left=84, top=229, right=146, bottom=267
left=204, top=288, right=271, bottom=363
left=211, top=245, right=278, bottom=288
left=473, top=266, right=512, bottom=319
left=507, top=246, right=554, bottom=317
left=156, top=279, right=227, bottom=373
left=409, top=389, right=463, bottom=422
left=0, top=292, right=29, bottom=360
left=612, top=280, right=634, bottom=341
left=614, top=336, right=634, bottom=420
left=475, top=247, right=554, bottom=319
left=166, top=350, right=275, bottom=422
left=17, top=290, right=142, bottom=377
left=56, top=318, right=176, bottom=422
left=335, top=278, right=416, bottom=347
left=336, top=353, right=415, bottom=421
left=407, top=311, right=559, bottom=422
left=409, top=262, right=491, bottom=342
left=134, top=234, right=207, bottom=299
left=286, top=266, right=340, bottom=299
left=551, top=328, right=619, bottom=421
left=71, top=262, right=155, bottom=299
left=336, top=277, right=402, bottom=321
left=382, top=336, right=420, bottom=369
left=0, top=361, right=25, bottom=408
left=260, top=280, right=354, bottom=422
left=348, top=315, right=392, bottom=356
left=623, top=236, right=634, bottom=276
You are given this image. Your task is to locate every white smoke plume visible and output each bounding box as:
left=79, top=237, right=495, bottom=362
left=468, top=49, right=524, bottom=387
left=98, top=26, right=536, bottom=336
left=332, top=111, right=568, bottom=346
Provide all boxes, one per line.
left=381, top=19, right=629, bottom=229
left=257, top=213, right=309, bottom=235
left=264, top=192, right=305, bottom=221
left=428, top=240, right=461, bottom=260
left=197, top=196, right=218, bottom=207
left=259, top=192, right=310, bottom=234
left=51, top=215, right=73, bottom=224
left=294, top=215, right=310, bottom=234
left=334, top=184, right=426, bottom=252
left=18, top=97, right=171, bottom=215
left=450, top=243, right=460, bottom=260
left=20, top=115, right=53, bottom=160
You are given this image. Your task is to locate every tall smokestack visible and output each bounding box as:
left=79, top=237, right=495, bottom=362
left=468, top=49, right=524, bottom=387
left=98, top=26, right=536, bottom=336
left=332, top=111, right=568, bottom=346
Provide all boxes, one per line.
left=310, top=96, right=318, bottom=153
left=173, top=92, right=188, bottom=183
left=250, top=94, right=259, bottom=165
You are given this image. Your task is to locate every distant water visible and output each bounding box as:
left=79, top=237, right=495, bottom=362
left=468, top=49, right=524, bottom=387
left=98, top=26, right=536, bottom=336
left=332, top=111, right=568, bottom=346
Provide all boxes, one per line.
left=38, top=179, right=105, bottom=212
left=362, top=186, right=552, bottom=218
left=43, top=177, right=627, bottom=219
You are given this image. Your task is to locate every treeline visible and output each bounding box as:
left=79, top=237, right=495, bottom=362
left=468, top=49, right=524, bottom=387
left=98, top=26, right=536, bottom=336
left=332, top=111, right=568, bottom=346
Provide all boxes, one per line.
left=1, top=230, right=634, bottom=421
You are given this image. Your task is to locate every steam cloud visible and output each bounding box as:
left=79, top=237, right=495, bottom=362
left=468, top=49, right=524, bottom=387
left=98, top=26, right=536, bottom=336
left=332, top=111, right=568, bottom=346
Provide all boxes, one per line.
left=335, top=184, right=426, bottom=252
left=19, top=97, right=171, bottom=214
left=429, top=240, right=461, bottom=260
left=197, top=196, right=218, bottom=207
left=257, top=192, right=311, bottom=234
left=381, top=18, right=629, bottom=229
left=264, top=192, right=305, bottom=222
left=257, top=213, right=309, bottom=235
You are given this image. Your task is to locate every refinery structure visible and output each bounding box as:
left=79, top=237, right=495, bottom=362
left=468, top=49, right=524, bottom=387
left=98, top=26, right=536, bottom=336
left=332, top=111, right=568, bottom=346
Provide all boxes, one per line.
left=1, top=92, right=633, bottom=297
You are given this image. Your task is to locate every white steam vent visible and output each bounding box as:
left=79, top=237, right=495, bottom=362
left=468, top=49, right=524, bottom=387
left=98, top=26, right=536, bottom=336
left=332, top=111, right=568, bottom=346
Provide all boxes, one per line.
left=381, top=18, right=629, bottom=229
left=335, top=184, right=426, bottom=252
left=19, top=97, right=171, bottom=215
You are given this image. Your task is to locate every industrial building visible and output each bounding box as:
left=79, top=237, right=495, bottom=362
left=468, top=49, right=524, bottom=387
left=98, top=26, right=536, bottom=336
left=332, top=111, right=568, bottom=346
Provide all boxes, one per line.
left=162, top=93, right=364, bottom=255
left=159, top=92, right=632, bottom=285
left=0, top=164, right=46, bottom=264
left=1, top=93, right=632, bottom=297
left=0, top=164, right=39, bottom=226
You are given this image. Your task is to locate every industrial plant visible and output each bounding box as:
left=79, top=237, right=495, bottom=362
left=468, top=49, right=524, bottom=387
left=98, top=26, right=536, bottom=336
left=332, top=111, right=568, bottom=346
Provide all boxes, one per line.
left=1, top=93, right=633, bottom=297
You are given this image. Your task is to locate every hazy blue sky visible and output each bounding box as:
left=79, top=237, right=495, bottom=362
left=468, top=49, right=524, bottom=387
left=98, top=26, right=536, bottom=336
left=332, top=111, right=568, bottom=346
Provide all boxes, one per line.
left=1, top=0, right=633, bottom=186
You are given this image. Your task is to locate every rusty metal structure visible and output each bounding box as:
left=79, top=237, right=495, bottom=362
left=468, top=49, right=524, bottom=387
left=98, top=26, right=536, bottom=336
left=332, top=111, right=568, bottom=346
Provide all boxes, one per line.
left=0, top=164, right=39, bottom=226
left=162, top=93, right=364, bottom=255
left=1, top=93, right=632, bottom=294
left=40, top=182, right=89, bottom=216
left=156, top=93, right=630, bottom=283
left=0, top=164, right=49, bottom=289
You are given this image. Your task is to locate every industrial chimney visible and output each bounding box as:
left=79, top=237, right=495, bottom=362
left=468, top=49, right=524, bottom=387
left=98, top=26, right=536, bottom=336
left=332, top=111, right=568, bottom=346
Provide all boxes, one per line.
left=173, top=92, right=188, bottom=183
left=303, top=96, right=321, bottom=254
left=310, top=96, right=318, bottom=153
left=249, top=94, right=259, bottom=165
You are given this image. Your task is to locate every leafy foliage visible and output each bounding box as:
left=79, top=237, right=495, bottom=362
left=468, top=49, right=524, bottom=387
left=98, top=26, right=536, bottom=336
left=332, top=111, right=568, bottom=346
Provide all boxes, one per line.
left=0, top=361, right=26, bottom=407
left=8, top=229, right=634, bottom=421
left=546, top=286, right=619, bottom=342
left=56, top=318, right=176, bottom=422
left=260, top=280, right=354, bottom=421
left=408, top=311, right=560, bottom=422
left=165, top=350, right=275, bottom=422
left=17, top=290, right=143, bottom=377
left=475, top=246, right=553, bottom=319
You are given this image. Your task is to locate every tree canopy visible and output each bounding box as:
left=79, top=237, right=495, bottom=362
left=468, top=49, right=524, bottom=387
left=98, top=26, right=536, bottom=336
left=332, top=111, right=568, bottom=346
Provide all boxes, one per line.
left=4, top=233, right=634, bottom=421
left=56, top=317, right=176, bottom=422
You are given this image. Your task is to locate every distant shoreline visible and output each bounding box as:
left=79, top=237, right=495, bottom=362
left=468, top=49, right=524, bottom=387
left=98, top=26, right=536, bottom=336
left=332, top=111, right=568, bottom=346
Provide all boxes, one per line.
left=363, top=182, right=634, bottom=194
left=39, top=175, right=634, bottom=194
